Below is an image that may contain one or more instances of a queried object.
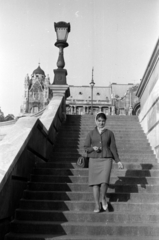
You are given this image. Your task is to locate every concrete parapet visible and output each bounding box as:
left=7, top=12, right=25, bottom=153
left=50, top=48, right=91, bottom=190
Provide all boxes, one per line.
left=0, top=85, right=69, bottom=239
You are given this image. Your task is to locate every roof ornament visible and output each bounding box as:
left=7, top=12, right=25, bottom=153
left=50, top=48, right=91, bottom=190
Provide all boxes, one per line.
left=90, top=67, right=95, bottom=86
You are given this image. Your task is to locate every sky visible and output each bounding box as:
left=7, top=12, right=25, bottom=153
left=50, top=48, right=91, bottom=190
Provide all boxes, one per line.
left=0, top=0, right=159, bottom=116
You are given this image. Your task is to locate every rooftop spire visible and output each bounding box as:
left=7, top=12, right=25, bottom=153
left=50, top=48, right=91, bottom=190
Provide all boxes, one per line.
left=92, top=67, right=94, bottom=84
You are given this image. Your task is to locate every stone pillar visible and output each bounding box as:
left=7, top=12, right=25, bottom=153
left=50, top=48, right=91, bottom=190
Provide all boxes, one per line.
left=128, top=107, right=133, bottom=115
left=49, top=85, right=70, bottom=123
left=50, top=85, right=70, bottom=98
left=83, top=106, right=85, bottom=114
left=107, top=107, right=110, bottom=115
left=70, top=106, right=73, bottom=115
left=85, top=106, right=88, bottom=114
left=74, top=106, right=77, bottom=115
left=111, top=106, right=115, bottom=115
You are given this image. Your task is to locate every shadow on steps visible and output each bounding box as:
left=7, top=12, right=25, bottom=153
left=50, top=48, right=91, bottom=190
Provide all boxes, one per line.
left=108, top=163, right=153, bottom=211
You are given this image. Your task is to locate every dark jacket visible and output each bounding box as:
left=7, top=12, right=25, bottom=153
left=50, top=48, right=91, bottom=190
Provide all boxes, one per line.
left=84, top=127, right=120, bottom=163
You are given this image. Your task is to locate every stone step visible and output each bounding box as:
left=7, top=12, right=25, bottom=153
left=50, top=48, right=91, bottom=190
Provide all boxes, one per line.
left=65, top=120, right=140, bottom=123
left=55, top=139, right=151, bottom=144
left=66, top=115, right=139, bottom=121
left=59, top=129, right=145, bottom=134
left=15, top=209, right=159, bottom=224
left=56, top=139, right=148, bottom=144
left=86, top=121, right=141, bottom=124
left=36, top=162, right=159, bottom=170
left=67, top=116, right=138, bottom=119
left=52, top=149, right=154, bottom=154
left=61, top=128, right=144, bottom=132
left=50, top=157, right=157, bottom=163
left=33, top=168, right=159, bottom=177
left=23, top=190, right=159, bottom=203
left=57, top=130, right=145, bottom=134
left=60, top=126, right=144, bottom=130
left=59, top=125, right=143, bottom=129
left=60, top=128, right=143, bottom=132
left=6, top=233, right=159, bottom=240
left=51, top=152, right=155, bottom=157
left=61, top=123, right=141, bottom=127
left=54, top=143, right=152, bottom=150
left=10, top=220, right=159, bottom=237
left=30, top=175, right=159, bottom=184
left=51, top=156, right=157, bottom=163
left=62, top=128, right=142, bottom=132
left=57, top=134, right=147, bottom=139
left=54, top=141, right=151, bottom=146
left=54, top=143, right=151, bottom=149
left=28, top=182, right=159, bottom=194
left=53, top=144, right=153, bottom=150
left=19, top=199, right=159, bottom=213
left=62, top=121, right=142, bottom=125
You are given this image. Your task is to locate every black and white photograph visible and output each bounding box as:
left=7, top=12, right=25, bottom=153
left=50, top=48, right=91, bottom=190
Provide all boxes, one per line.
left=0, top=0, right=159, bottom=239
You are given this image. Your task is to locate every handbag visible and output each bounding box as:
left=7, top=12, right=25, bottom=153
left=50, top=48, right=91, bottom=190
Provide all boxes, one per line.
left=76, top=154, right=89, bottom=168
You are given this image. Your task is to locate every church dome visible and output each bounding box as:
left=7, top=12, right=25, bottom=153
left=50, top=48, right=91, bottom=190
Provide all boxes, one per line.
left=32, top=64, right=45, bottom=76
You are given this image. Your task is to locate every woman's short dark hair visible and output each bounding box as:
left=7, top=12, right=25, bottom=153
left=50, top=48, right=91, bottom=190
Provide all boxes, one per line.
left=96, top=112, right=107, bottom=121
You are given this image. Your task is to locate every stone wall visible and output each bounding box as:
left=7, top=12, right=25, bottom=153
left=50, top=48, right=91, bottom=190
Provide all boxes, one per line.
left=0, top=85, right=69, bottom=239
left=137, top=39, right=159, bottom=161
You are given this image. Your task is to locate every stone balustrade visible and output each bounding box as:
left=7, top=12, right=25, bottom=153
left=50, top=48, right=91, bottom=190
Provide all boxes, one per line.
left=0, top=85, right=70, bottom=239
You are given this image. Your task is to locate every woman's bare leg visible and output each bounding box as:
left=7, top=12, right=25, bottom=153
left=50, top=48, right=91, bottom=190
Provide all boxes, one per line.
left=93, top=185, right=100, bottom=210
left=101, top=183, right=108, bottom=210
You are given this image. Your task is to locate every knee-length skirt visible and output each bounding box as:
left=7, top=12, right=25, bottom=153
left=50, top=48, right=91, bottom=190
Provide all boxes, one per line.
left=89, top=158, right=112, bottom=186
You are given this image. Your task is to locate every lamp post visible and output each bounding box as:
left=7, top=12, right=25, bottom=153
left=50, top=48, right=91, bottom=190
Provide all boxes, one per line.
left=53, top=21, right=71, bottom=85
left=90, top=68, right=95, bottom=115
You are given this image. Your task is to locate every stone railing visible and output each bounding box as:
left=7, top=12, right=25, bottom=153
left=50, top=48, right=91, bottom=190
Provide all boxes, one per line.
left=0, top=119, right=18, bottom=126
left=0, top=85, right=70, bottom=239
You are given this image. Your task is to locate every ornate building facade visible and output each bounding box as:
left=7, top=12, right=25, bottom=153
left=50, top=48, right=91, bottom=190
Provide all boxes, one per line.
left=66, top=83, right=139, bottom=115
left=112, top=83, right=140, bottom=115
left=66, top=85, right=113, bottom=115
left=21, top=64, right=52, bottom=114
left=21, top=65, right=139, bottom=116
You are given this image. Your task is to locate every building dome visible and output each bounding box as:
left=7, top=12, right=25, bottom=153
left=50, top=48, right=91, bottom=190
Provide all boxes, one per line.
left=32, top=64, right=45, bottom=76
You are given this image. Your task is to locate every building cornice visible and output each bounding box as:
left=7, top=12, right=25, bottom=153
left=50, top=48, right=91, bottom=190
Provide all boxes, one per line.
left=69, top=85, right=111, bottom=88
left=136, top=38, right=159, bottom=98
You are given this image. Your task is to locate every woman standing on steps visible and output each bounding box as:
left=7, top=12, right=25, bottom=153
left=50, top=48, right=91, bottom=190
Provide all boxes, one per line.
left=84, top=112, right=124, bottom=213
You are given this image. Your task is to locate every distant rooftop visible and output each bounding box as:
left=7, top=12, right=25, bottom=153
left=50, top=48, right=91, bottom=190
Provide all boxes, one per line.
left=68, top=85, right=111, bottom=101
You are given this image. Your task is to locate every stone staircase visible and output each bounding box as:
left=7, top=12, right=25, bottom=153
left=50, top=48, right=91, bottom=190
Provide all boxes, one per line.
left=5, top=115, right=159, bottom=239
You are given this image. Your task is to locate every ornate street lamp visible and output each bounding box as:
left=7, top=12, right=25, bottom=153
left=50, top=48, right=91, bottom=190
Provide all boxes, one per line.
left=90, top=68, right=95, bottom=115
left=53, top=21, right=71, bottom=85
